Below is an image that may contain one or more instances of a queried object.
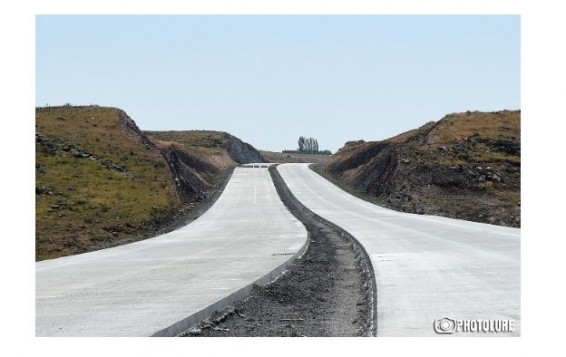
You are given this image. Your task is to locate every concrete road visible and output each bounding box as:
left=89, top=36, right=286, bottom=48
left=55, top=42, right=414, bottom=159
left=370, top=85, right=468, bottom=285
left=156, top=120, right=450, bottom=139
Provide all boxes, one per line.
left=277, top=163, right=520, bottom=336
left=36, top=168, right=307, bottom=336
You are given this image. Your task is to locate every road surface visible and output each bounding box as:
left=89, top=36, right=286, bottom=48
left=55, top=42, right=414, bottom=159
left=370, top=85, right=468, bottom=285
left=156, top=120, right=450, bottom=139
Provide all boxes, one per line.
left=36, top=167, right=307, bottom=336
left=277, top=163, right=520, bottom=336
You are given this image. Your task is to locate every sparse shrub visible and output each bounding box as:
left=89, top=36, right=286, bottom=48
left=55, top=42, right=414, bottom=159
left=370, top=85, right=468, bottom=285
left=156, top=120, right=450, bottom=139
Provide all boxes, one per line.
left=149, top=205, right=171, bottom=221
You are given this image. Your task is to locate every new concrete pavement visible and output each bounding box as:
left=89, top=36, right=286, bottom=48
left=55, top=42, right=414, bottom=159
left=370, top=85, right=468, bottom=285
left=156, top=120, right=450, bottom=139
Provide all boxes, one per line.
left=36, top=167, right=307, bottom=336
left=277, top=163, right=520, bottom=336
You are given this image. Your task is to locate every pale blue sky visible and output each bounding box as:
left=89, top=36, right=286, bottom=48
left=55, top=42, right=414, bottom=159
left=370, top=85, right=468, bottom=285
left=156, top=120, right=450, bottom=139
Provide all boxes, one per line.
left=36, top=15, right=520, bottom=152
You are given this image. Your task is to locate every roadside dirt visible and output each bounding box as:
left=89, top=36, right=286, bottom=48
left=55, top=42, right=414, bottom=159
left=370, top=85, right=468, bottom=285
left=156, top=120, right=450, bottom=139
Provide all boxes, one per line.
left=321, top=111, right=520, bottom=227
left=181, top=166, right=376, bottom=337
left=160, top=167, right=235, bottom=231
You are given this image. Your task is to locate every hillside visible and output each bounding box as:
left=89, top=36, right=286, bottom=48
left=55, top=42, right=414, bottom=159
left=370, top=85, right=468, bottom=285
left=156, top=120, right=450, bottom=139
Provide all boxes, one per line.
left=260, top=150, right=331, bottom=164
left=318, top=110, right=520, bottom=227
left=36, top=106, right=181, bottom=260
left=36, top=106, right=264, bottom=261
left=145, top=130, right=266, bottom=200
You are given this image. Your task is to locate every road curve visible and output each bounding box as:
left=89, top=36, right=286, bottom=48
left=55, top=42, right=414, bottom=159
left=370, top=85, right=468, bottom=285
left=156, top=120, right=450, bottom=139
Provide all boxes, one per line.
left=36, top=167, right=307, bottom=336
left=277, top=163, right=520, bottom=336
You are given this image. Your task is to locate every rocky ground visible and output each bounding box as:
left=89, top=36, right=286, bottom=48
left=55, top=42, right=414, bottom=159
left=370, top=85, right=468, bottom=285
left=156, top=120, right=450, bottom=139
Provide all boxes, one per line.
left=320, top=110, right=520, bottom=227
left=36, top=106, right=255, bottom=260
left=181, top=166, right=376, bottom=337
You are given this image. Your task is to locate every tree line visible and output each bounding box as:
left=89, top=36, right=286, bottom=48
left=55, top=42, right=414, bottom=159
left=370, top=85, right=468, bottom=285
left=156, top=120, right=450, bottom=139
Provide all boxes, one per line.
left=298, top=136, right=319, bottom=153
left=285, top=136, right=331, bottom=155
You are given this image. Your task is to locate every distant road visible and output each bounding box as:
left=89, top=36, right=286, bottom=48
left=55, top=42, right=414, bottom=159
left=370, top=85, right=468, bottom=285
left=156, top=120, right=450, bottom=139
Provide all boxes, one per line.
left=277, top=163, right=520, bottom=336
left=36, top=167, right=307, bottom=336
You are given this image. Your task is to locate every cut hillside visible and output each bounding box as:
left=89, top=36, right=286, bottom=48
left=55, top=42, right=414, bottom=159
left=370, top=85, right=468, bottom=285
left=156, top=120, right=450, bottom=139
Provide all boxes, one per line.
left=36, top=106, right=264, bottom=261
left=145, top=130, right=265, bottom=166
left=36, top=106, right=181, bottom=260
left=318, top=110, right=520, bottom=227
left=145, top=130, right=266, bottom=202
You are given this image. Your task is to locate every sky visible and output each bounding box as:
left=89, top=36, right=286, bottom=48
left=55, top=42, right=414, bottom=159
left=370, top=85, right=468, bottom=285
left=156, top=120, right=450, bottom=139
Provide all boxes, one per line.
left=36, top=15, right=520, bottom=152
left=8, top=3, right=564, bottom=355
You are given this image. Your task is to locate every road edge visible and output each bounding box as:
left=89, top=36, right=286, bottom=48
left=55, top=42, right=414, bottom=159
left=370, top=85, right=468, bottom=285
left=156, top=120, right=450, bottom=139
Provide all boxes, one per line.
left=151, top=167, right=309, bottom=337
left=271, top=164, right=378, bottom=337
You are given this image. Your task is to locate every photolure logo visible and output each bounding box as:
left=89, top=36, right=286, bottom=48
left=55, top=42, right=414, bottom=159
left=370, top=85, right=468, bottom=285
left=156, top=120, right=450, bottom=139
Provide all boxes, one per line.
left=434, top=317, right=457, bottom=334
left=433, top=317, right=514, bottom=334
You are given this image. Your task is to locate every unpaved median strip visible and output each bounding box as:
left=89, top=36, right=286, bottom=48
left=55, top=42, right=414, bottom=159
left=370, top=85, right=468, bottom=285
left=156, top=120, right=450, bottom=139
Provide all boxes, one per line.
left=181, top=165, right=376, bottom=337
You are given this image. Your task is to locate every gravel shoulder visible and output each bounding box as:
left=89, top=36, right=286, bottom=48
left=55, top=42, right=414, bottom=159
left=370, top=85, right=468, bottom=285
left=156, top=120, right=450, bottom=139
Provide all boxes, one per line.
left=181, top=165, right=376, bottom=337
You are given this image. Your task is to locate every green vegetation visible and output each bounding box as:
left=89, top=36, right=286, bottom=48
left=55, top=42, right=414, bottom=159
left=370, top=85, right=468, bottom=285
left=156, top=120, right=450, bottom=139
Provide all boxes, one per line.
left=146, top=129, right=265, bottom=169
left=36, top=106, right=178, bottom=260
left=298, top=136, right=319, bottom=153
left=36, top=108, right=265, bottom=261
left=428, top=110, right=520, bottom=144
left=294, top=136, right=332, bottom=155
left=145, top=130, right=236, bottom=170
left=323, top=110, right=521, bottom=227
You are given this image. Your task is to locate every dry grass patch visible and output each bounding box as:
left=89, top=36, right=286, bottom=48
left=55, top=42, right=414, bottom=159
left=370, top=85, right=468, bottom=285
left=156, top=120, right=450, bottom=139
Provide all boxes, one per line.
left=36, top=106, right=178, bottom=260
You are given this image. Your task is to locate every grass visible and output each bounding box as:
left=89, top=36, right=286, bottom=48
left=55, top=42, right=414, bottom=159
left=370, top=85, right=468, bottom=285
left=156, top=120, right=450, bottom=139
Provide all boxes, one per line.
left=145, top=130, right=238, bottom=170
left=472, top=149, right=521, bottom=164
left=406, top=111, right=521, bottom=167
left=428, top=110, right=520, bottom=144
left=321, top=110, right=521, bottom=227
left=496, top=190, right=521, bottom=204
left=36, top=106, right=179, bottom=261
left=146, top=130, right=228, bottom=145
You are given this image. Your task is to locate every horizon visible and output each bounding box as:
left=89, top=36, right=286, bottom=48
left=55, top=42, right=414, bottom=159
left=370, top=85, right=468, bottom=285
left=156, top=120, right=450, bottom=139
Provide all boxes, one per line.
left=36, top=15, right=520, bottom=152
left=35, top=103, right=520, bottom=153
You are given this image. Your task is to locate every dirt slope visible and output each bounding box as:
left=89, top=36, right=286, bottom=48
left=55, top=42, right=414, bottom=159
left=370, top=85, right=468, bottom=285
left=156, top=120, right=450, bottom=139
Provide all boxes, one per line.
left=36, top=106, right=264, bottom=261
left=36, top=106, right=182, bottom=260
left=145, top=130, right=266, bottom=200
left=320, top=110, right=520, bottom=227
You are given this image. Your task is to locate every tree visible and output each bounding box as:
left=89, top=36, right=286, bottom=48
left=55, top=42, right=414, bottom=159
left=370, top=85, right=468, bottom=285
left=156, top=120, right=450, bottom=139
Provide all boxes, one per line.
left=297, top=136, right=321, bottom=153
left=298, top=136, right=305, bottom=152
